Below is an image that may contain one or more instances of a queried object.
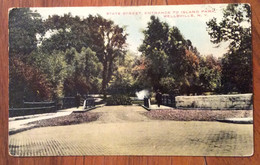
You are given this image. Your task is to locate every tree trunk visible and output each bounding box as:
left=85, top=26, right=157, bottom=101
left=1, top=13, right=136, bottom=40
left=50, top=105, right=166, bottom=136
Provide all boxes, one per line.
left=102, top=60, right=108, bottom=99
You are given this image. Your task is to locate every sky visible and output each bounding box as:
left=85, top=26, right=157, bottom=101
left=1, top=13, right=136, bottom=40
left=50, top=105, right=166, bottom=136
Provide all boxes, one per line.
left=33, top=4, right=234, bottom=58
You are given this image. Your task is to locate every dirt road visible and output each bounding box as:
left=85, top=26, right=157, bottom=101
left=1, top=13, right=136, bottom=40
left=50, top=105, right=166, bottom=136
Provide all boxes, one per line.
left=9, top=105, right=253, bottom=156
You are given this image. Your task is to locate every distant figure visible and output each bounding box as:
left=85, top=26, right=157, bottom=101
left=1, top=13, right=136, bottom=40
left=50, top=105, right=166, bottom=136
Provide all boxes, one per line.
left=155, top=90, right=162, bottom=107
left=75, top=93, right=81, bottom=109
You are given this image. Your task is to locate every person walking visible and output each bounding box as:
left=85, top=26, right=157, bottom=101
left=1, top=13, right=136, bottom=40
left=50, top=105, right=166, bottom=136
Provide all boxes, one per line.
left=155, top=90, right=162, bottom=107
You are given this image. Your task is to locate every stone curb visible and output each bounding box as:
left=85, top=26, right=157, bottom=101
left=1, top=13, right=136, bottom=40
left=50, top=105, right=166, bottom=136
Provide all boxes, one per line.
left=141, top=105, right=151, bottom=111
left=217, top=118, right=253, bottom=124
left=73, top=104, right=105, bottom=113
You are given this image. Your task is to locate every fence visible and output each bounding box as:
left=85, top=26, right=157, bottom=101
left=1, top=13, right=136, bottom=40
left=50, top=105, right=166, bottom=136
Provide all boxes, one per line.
left=9, top=101, right=56, bottom=117
left=161, top=94, right=176, bottom=107
left=62, top=97, right=76, bottom=109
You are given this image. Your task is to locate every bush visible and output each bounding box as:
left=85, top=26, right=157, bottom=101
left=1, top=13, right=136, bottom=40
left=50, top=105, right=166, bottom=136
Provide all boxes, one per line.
left=106, top=95, right=132, bottom=105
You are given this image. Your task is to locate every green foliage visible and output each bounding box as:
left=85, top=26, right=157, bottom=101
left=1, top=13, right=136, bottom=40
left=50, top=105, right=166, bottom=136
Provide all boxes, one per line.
left=41, top=14, right=128, bottom=97
left=86, top=15, right=128, bottom=97
left=105, top=95, right=132, bottom=105
left=63, top=47, right=102, bottom=96
left=139, top=16, right=201, bottom=95
left=9, top=9, right=127, bottom=105
left=11, top=6, right=243, bottom=109
left=9, top=8, right=44, bottom=57
left=9, top=58, right=52, bottom=107
left=9, top=8, right=46, bottom=107
left=29, top=47, right=103, bottom=98
left=41, top=13, right=91, bottom=53
left=82, top=47, right=103, bottom=93
left=221, top=49, right=252, bottom=93
left=29, top=50, right=68, bottom=98
left=139, top=16, right=170, bottom=89
left=206, top=4, right=252, bottom=93
left=108, top=51, right=138, bottom=95
left=131, top=56, right=152, bottom=91
left=198, top=55, right=221, bottom=93
left=207, top=4, right=251, bottom=49
left=159, top=77, right=177, bottom=94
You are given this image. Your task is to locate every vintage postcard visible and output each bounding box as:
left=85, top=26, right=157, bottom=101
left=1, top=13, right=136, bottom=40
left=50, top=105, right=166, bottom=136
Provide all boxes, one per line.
left=9, top=4, right=253, bottom=156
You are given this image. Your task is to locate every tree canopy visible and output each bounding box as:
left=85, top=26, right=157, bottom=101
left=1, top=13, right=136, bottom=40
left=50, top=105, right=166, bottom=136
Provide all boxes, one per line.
left=9, top=8, right=48, bottom=106
left=206, top=4, right=252, bottom=93
left=86, top=15, right=128, bottom=97
left=9, top=8, right=44, bottom=57
left=9, top=8, right=127, bottom=106
left=9, top=6, right=251, bottom=108
left=139, top=16, right=202, bottom=95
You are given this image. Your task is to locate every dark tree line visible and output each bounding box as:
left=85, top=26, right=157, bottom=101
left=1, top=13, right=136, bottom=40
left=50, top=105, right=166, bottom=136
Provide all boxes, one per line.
left=207, top=4, right=252, bottom=93
left=9, top=8, right=127, bottom=107
left=138, top=16, right=221, bottom=95
left=138, top=4, right=251, bottom=95
left=9, top=4, right=252, bottom=107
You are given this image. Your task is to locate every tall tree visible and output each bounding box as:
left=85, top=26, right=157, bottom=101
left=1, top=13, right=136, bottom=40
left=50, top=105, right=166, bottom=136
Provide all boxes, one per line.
left=29, top=50, right=68, bottom=99
left=206, top=4, right=252, bottom=93
left=9, top=8, right=47, bottom=106
left=41, top=13, right=91, bottom=53
left=139, top=16, right=169, bottom=89
left=87, top=15, right=128, bottom=97
left=139, top=16, right=200, bottom=95
left=198, top=55, right=221, bottom=93
left=9, top=8, right=44, bottom=57
left=41, top=14, right=127, bottom=97
left=63, top=47, right=102, bottom=96
left=108, top=51, right=136, bottom=95
left=9, top=58, right=52, bottom=107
